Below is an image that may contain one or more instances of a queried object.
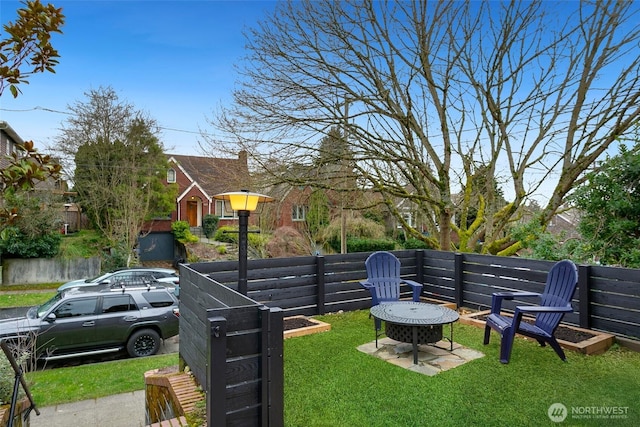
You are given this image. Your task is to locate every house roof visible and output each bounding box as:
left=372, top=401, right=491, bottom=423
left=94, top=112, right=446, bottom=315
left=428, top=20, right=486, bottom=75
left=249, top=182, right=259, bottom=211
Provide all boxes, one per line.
left=0, top=121, right=24, bottom=145
left=167, top=152, right=249, bottom=199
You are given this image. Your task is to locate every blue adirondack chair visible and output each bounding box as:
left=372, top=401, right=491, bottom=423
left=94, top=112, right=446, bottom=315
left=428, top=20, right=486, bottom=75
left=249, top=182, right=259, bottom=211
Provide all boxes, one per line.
left=360, top=251, right=423, bottom=330
left=483, top=259, right=578, bottom=363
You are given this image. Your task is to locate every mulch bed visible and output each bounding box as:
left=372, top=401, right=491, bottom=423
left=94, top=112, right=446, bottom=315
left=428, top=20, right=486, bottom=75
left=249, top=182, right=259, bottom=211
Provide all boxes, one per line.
left=476, top=314, right=596, bottom=343
left=284, top=317, right=317, bottom=331
left=553, top=326, right=596, bottom=343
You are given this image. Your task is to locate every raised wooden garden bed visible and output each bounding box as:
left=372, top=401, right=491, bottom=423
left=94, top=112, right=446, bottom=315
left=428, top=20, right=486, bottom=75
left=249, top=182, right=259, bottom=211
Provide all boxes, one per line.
left=460, top=309, right=615, bottom=355
left=284, top=316, right=331, bottom=339
left=419, top=297, right=457, bottom=310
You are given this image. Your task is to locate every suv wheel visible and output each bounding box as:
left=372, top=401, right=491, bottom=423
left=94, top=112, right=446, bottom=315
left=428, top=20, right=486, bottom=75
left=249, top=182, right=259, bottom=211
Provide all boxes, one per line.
left=127, top=329, right=161, bottom=357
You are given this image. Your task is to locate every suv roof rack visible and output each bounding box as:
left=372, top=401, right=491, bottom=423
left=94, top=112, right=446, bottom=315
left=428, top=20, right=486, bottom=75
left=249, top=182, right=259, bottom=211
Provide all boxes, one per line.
left=107, top=284, right=167, bottom=293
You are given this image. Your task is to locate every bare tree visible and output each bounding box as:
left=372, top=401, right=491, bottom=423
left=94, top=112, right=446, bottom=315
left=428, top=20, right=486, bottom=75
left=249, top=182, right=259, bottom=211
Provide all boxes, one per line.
left=211, top=0, right=640, bottom=254
left=56, top=87, right=176, bottom=265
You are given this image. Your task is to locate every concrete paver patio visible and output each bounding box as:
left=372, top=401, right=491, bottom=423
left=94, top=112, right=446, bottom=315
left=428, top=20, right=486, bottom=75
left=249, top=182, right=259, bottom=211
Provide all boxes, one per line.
left=357, top=337, right=484, bottom=376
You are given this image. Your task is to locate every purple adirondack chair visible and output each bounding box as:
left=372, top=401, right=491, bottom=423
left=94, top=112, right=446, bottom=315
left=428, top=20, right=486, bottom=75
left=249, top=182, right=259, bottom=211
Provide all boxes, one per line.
left=483, top=259, right=579, bottom=363
left=360, top=251, right=423, bottom=330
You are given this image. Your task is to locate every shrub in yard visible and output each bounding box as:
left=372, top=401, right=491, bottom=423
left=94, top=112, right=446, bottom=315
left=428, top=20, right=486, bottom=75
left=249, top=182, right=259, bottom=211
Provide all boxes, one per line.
left=265, top=226, right=311, bottom=258
left=321, top=216, right=386, bottom=253
left=214, top=226, right=238, bottom=243
left=0, top=226, right=61, bottom=258
left=346, top=238, right=396, bottom=253
left=213, top=226, right=267, bottom=257
left=102, top=246, right=129, bottom=271
left=0, top=191, right=63, bottom=259
left=248, top=232, right=270, bottom=258
left=202, top=214, right=219, bottom=238
left=171, top=221, right=198, bottom=244
left=403, top=238, right=434, bottom=250
left=0, top=355, right=13, bottom=405
left=0, top=348, right=30, bottom=405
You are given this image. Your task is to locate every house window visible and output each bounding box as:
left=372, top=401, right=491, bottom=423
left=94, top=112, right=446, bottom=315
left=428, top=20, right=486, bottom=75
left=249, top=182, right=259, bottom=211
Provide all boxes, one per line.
left=292, top=205, right=306, bottom=221
left=167, top=168, right=176, bottom=183
left=398, top=212, right=415, bottom=228
left=215, top=200, right=237, bottom=219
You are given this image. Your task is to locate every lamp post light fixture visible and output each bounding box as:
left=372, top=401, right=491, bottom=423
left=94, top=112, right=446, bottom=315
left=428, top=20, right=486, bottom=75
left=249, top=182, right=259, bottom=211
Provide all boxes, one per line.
left=213, top=190, right=274, bottom=295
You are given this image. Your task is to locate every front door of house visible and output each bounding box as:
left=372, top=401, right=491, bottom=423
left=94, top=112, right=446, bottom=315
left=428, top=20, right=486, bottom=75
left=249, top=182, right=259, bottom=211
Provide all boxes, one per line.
left=187, top=200, right=198, bottom=226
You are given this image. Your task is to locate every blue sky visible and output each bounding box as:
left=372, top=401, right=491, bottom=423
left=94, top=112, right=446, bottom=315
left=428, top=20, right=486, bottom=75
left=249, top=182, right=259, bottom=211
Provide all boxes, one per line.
left=1, top=0, right=276, bottom=155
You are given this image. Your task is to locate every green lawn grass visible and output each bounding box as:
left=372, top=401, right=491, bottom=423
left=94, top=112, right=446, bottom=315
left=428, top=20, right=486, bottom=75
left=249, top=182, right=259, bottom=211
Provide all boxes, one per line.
left=285, top=310, right=640, bottom=427
left=26, top=354, right=179, bottom=406
left=0, top=291, right=56, bottom=309
left=58, top=230, right=105, bottom=258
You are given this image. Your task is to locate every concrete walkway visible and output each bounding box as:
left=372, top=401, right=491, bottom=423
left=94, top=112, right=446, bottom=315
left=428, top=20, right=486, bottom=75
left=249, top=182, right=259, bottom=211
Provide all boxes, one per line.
left=24, top=336, right=180, bottom=427
left=30, top=390, right=147, bottom=427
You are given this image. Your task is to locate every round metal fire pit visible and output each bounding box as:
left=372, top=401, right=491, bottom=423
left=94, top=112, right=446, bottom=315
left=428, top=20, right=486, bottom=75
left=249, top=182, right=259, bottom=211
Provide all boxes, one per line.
left=370, top=301, right=459, bottom=364
left=385, top=322, right=443, bottom=343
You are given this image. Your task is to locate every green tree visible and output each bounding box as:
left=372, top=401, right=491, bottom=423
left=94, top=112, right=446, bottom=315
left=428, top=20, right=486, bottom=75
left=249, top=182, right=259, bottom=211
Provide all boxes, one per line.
left=0, top=141, right=61, bottom=258
left=0, top=142, right=62, bottom=260
left=216, top=0, right=640, bottom=254
left=315, top=126, right=353, bottom=171
left=0, top=140, right=62, bottom=227
left=0, top=0, right=65, bottom=98
left=0, top=189, right=62, bottom=258
left=62, top=87, right=177, bottom=266
left=509, top=216, right=566, bottom=262
left=571, top=143, right=640, bottom=267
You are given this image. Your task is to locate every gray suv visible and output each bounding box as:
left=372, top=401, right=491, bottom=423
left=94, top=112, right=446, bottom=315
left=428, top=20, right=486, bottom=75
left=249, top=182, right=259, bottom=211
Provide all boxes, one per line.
left=0, top=286, right=179, bottom=361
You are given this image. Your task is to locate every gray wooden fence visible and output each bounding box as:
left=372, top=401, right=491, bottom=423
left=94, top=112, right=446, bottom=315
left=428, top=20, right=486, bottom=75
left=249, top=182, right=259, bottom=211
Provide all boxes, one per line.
left=186, top=249, right=640, bottom=340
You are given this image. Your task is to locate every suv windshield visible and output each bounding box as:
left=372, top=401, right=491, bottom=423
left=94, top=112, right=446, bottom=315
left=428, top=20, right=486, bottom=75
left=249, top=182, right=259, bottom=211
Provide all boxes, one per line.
left=36, top=292, right=64, bottom=318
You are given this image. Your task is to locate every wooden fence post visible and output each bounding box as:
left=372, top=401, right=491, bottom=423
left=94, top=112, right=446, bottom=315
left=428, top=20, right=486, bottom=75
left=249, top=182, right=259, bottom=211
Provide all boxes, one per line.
left=455, top=253, right=464, bottom=308
left=578, top=264, right=591, bottom=329
left=261, top=306, right=284, bottom=427
left=415, top=250, right=424, bottom=286
left=207, top=316, right=227, bottom=427
left=316, top=255, right=326, bottom=315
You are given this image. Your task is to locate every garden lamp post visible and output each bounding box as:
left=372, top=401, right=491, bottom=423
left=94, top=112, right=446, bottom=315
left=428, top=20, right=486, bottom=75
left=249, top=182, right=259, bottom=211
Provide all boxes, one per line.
left=213, top=190, right=274, bottom=295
